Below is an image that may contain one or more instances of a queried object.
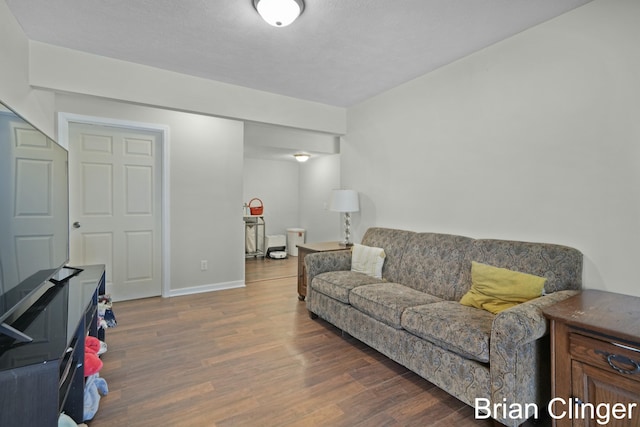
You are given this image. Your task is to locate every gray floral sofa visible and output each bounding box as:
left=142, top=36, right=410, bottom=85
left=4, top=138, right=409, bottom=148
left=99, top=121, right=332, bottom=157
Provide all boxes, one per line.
left=305, top=227, right=582, bottom=426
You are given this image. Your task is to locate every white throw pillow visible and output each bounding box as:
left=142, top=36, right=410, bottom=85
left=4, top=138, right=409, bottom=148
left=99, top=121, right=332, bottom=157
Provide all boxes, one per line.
left=351, top=243, right=386, bottom=279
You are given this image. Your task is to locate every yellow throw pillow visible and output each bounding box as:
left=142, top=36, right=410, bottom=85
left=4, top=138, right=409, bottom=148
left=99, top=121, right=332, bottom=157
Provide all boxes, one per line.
left=351, top=243, right=386, bottom=279
left=459, top=261, right=546, bottom=314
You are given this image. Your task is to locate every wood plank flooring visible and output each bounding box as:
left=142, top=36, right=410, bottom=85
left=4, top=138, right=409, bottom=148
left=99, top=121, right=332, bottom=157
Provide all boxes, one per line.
left=87, top=257, right=538, bottom=426
left=244, top=256, right=298, bottom=283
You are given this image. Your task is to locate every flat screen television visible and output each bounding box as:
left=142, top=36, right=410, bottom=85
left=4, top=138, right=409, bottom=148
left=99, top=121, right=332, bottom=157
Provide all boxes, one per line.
left=0, top=100, right=70, bottom=342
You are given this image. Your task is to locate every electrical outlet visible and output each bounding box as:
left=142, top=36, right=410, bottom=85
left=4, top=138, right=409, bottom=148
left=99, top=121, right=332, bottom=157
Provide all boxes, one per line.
left=200, top=260, right=208, bottom=271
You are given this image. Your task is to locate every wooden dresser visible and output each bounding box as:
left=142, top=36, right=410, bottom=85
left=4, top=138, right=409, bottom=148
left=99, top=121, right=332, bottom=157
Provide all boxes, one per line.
left=296, top=241, right=350, bottom=300
left=542, top=290, right=640, bottom=427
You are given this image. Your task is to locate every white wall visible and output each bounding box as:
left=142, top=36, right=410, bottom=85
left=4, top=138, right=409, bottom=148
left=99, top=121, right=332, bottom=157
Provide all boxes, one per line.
left=344, top=0, right=640, bottom=297
left=244, top=122, right=340, bottom=158
left=243, top=158, right=300, bottom=236
left=300, top=154, right=342, bottom=243
left=56, top=93, right=245, bottom=294
left=28, top=41, right=346, bottom=135
left=0, top=1, right=54, bottom=137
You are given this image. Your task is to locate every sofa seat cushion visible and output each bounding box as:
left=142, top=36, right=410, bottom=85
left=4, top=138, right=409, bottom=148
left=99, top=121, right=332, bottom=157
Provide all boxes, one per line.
left=349, top=283, right=442, bottom=329
left=311, top=271, right=384, bottom=303
left=401, top=301, right=494, bottom=363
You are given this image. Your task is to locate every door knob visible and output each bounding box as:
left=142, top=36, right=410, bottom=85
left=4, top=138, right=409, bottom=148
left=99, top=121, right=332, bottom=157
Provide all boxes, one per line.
left=73, top=221, right=81, bottom=229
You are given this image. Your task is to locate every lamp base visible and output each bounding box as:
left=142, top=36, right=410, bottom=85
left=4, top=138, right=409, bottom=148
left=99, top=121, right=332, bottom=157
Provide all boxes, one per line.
left=340, top=212, right=354, bottom=248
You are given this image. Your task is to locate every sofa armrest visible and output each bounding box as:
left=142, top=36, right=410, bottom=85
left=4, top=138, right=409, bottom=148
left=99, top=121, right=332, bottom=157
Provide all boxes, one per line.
left=492, top=290, right=579, bottom=348
left=489, top=290, right=579, bottom=426
left=304, top=251, right=352, bottom=286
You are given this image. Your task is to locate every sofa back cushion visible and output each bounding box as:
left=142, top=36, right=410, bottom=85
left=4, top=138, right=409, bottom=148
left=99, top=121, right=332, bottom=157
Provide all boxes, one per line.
left=361, top=228, right=414, bottom=283
left=459, top=239, right=583, bottom=300
left=397, top=232, right=474, bottom=300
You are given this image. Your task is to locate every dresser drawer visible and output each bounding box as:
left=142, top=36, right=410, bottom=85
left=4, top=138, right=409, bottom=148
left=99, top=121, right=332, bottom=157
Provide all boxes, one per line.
left=570, top=332, right=640, bottom=381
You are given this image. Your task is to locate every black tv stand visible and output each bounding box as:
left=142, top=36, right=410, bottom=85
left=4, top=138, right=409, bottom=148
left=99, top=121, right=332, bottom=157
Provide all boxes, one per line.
left=49, top=266, right=84, bottom=285
left=0, top=265, right=106, bottom=427
left=0, top=322, right=33, bottom=343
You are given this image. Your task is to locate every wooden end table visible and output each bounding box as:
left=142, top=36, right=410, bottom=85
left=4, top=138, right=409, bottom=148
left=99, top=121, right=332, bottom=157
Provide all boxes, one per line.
left=542, top=290, right=640, bottom=427
left=296, top=241, right=350, bottom=300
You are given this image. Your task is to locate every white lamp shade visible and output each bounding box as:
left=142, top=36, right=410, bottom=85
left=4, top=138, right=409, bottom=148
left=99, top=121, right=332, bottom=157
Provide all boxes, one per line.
left=255, top=0, right=303, bottom=27
left=329, top=190, right=360, bottom=213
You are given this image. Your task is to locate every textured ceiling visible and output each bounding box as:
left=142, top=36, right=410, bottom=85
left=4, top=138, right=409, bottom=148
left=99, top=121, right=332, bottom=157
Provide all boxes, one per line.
left=6, top=0, right=592, bottom=107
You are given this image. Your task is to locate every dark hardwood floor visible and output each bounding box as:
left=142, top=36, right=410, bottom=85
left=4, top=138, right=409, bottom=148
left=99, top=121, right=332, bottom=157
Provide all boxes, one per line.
left=87, top=257, right=528, bottom=426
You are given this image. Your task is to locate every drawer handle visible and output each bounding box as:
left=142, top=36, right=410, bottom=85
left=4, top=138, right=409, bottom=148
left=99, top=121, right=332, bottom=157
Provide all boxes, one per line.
left=595, top=350, right=640, bottom=375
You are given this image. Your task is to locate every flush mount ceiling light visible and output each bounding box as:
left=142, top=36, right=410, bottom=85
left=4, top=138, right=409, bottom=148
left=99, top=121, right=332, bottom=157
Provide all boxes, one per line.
left=294, top=153, right=310, bottom=162
left=253, top=0, right=304, bottom=27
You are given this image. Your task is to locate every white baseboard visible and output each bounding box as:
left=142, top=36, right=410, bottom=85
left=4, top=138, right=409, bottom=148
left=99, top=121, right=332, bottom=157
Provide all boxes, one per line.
left=167, top=280, right=245, bottom=297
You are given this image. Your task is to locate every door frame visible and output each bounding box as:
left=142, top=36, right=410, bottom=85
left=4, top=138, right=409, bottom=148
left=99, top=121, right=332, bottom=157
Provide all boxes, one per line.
left=57, top=112, right=171, bottom=298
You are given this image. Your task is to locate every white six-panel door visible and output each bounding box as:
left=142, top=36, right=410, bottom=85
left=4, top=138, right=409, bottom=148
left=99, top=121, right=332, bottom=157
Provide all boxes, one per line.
left=69, top=122, right=162, bottom=301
